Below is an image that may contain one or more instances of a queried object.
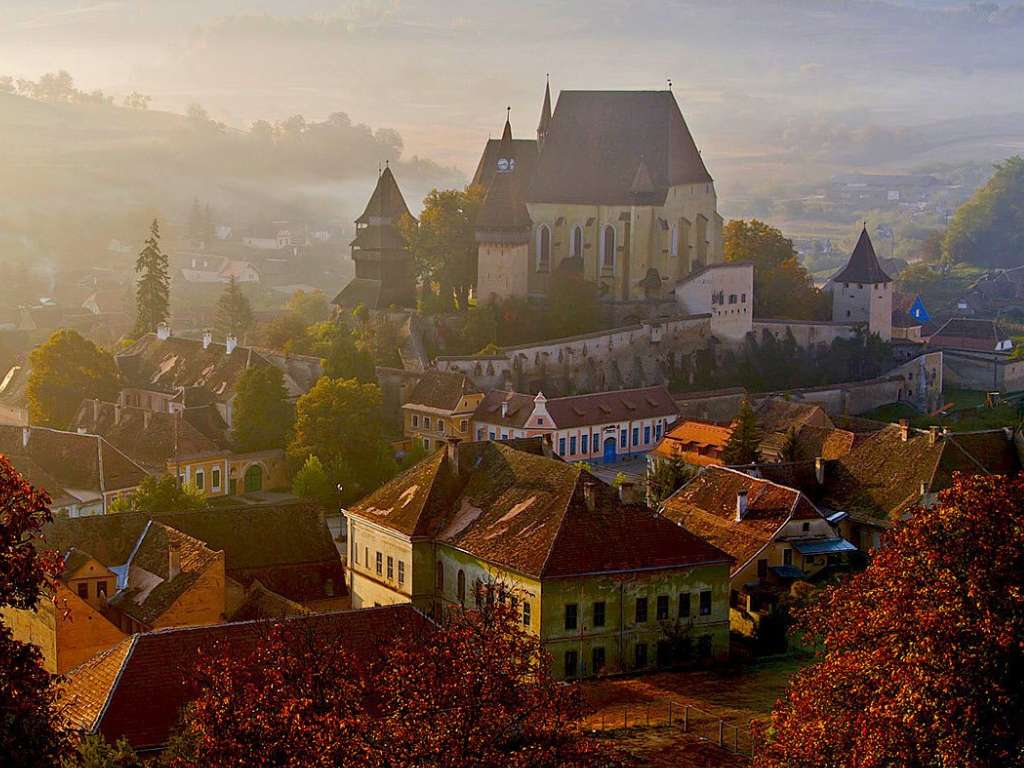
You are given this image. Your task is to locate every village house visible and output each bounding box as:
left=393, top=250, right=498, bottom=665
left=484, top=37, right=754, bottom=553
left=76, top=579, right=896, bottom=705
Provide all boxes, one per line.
left=649, top=420, right=731, bottom=468
left=115, top=326, right=322, bottom=428
left=2, top=503, right=344, bottom=674
left=924, top=317, right=1013, bottom=353
left=62, top=605, right=430, bottom=754
left=0, top=424, right=148, bottom=516
left=660, top=466, right=855, bottom=636
left=72, top=399, right=288, bottom=497
left=401, top=371, right=484, bottom=452
left=473, top=84, right=725, bottom=303
left=344, top=439, right=732, bottom=680
left=471, top=386, right=678, bottom=464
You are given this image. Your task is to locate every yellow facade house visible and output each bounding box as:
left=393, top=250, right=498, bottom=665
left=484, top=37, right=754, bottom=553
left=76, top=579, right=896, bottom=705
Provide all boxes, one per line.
left=401, top=371, right=483, bottom=452
left=345, top=438, right=733, bottom=679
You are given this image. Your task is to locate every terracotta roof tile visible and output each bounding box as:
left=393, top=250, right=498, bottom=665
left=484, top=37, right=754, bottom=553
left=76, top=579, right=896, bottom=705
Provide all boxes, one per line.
left=405, top=371, right=481, bottom=412
left=651, top=420, right=730, bottom=465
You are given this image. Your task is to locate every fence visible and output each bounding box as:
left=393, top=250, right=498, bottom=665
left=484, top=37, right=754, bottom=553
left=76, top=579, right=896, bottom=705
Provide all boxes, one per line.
left=590, top=700, right=759, bottom=759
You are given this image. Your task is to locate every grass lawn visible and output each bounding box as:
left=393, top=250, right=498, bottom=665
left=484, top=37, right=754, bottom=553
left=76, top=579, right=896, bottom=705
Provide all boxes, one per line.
left=862, top=387, right=1022, bottom=431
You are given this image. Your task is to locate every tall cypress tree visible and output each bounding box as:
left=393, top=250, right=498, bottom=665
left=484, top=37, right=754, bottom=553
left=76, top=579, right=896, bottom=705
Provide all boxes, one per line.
left=133, top=219, right=170, bottom=337
left=723, top=398, right=763, bottom=465
left=215, top=276, right=254, bottom=338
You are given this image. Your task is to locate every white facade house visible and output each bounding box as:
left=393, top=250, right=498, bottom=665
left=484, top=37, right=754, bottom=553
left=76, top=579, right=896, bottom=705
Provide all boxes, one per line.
left=674, top=262, right=754, bottom=343
left=471, top=386, right=679, bottom=464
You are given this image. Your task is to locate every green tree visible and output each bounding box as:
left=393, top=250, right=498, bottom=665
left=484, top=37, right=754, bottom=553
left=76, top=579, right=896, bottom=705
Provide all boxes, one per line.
left=286, top=290, right=330, bottom=325
left=944, top=155, right=1024, bottom=268
left=648, top=458, right=696, bottom=505
left=133, top=219, right=170, bottom=337
left=231, top=366, right=293, bottom=452
left=256, top=312, right=308, bottom=353
left=288, top=377, right=396, bottom=503
left=401, top=186, right=485, bottom=311
left=722, top=399, right=762, bottom=465
left=65, top=735, right=143, bottom=768
left=545, top=270, right=603, bottom=339
left=291, top=454, right=335, bottom=508
left=27, top=329, right=120, bottom=428
left=214, top=277, right=254, bottom=339
left=110, top=475, right=206, bottom=514
left=724, top=219, right=830, bottom=320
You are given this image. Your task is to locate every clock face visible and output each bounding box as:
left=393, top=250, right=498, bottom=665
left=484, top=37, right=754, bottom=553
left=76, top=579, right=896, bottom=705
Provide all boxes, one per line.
left=497, top=158, right=510, bottom=172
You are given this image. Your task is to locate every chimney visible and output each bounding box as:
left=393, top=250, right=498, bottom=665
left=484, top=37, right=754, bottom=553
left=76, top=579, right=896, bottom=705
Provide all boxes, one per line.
left=21, top=426, right=30, bottom=448
left=898, top=419, right=910, bottom=442
left=168, top=544, right=181, bottom=580
left=143, top=410, right=151, bottom=430
left=202, top=329, right=213, bottom=350
left=114, top=404, right=122, bottom=425
left=618, top=481, right=640, bottom=504
left=501, top=399, right=509, bottom=418
left=92, top=398, right=100, bottom=423
left=928, top=426, right=940, bottom=446
left=735, top=490, right=749, bottom=522
left=77, top=427, right=87, bottom=435
left=814, top=456, right=825, bottom=485
left=225, top=334, right=238, bottom=355
left=919, top=481, right=928, bottom=499
left=583, top=477, right=598, bottom=512
left=156, top=322, right=171, bottom=341
left=445, top=436, right=462, bottom=476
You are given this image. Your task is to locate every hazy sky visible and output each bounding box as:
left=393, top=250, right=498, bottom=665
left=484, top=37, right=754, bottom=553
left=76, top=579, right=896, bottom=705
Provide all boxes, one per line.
left=3, top=0, right=1024, bottom=175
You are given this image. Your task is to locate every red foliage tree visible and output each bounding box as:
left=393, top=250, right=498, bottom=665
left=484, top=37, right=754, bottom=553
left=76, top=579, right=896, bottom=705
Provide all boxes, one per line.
left=760, top=473, right=1024, bottom=767
left=0, top=455, right=70, bottom=766
left=172, top=600, right=611, bottom=767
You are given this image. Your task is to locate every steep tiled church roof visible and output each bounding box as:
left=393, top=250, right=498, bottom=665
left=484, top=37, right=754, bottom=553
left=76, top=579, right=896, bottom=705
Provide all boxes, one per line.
left=831, top=227, right=892, bottom=284
left=476, top=117, right=533, bottom=232
left=355, top=165, right=411, bottom=225
left=528, top=90, right=713, bottom=206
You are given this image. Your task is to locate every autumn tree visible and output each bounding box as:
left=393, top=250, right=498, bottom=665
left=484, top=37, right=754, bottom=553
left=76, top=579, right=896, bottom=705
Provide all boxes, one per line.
left=944, top=155, right=1024, bottom=268
left=110, top=475, right=206, bottom=514
left=27, top=329, right=120, bottom=428
left=214, top=277, right=254, bottom=339
left=760, top=473, right=1024, bottom=768
left=285, top=289, right=330, bottom=325
left=169, top=601, right=606, bottom=767
left=724, top=219, right=829, bottom=320
left=288, top=377, right=395, bottom=503
left=133, top=219, right=170, bottom=337
left=401, top=186, right=485, bottom=311
left=231, top=366, right=293, bottom=453
left=0, top=456, right=72, bottom=767
left=722, top=398, right=762, bottom=465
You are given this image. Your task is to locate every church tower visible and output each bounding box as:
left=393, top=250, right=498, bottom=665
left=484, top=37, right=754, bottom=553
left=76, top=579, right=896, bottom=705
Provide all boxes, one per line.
left=830, top=226, right=893, bottom=341
left=537, top=77, right=552, bottom=148
left=332, top=165, right=416, bottom=311
left=475, top=114, right=532, bottom=303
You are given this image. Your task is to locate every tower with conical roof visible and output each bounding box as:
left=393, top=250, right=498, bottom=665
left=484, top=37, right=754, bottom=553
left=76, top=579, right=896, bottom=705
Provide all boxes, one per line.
left=829, top=225, right=893, bottom=340
left=332, top=165, right=416, bottom=310
left=475, top=112, right=533, bottom=303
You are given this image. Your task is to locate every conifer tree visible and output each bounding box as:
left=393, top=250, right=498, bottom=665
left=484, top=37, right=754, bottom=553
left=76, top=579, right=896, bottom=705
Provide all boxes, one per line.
left=214, top=277, right=254, bottom=339
left=132, top=219, right=170, bottom=337
left=723, top=398, right=762, bottom=465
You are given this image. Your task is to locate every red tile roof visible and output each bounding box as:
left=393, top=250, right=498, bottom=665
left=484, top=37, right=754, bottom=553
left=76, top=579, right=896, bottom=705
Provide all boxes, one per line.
left=651, top=420, right=730, bottom=466
left=63, top=605, right=431, bottom=751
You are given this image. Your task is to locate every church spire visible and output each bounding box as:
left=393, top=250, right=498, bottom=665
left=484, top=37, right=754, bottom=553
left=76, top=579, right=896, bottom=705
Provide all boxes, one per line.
left=501, top=106, right=513, bottom=143
left=537, top=75, right=552, bottom=145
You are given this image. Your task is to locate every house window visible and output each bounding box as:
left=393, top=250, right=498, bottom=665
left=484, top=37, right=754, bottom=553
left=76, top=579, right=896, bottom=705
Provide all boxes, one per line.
left=593, top=601, right=606, bottom=627
left=564, top=650, right=578, bottom=679
left=601, top=225, right=616, bottom=270
left=671, top=225, right=679, bottom=259
left=195, top=469, right=204, bottom=490
left=387, top=556, right=394, bottom=581
left=679, top=592, right=691, bottom=618
left=581, top=434, right=589, bottom=453
left=729, top=294, right=737, bottom=304
left=620, top=429, right=627, bottom=448
left=244, top=464, right=262, bottom=492
left=655, top=423, right=662, bottom=440
left=635, top=642, right=648, bottom=668
left=741, top=293, right=747, bottom=303
left=376, top=552, right=383, bottom=576
left=457, top=570, right=466, bottom=603
left=783, top=548, right=793, bottom=567
left=436, top=561, right=444, bottom=591
left=565, top=603, right=578, bottom=630
left=424, top=416, right=431, bottom=429
left=412, top=414, right=419, bottom=427
left=559, top=437, right=566, bottom=455
left=632, top=427, right=639, bottom=447
left=569, top=436, right=577, bottom=455
left=364, top=547, right=369, bottom=568
left=592, top=646, right=606, bottom=674
left=460, top=419, right=468, bottom=434
left=398, top=560, right=405, bottom=586
left=572, top=225, right=583, bottom=259
left=656, top=595, right=669, bottom=621
left=77, top=582, right=88, bottom=600
left=212, top=468, right=221, bottom=489
left=477, top=428, right=485, bottom=441
left=522, top=600, right=531, bottom=627
left=635, top=597, right=648, bottom=623
left=644, top=426, right=651, bottom=444
left=699, top=590, right=712, bottom=616
left=97, top=580, right=108, bottom=597
left=802, top=522, right=810, bottom=532
left=537, top=225, right=551, bottom=272
left=757, top=559, right=768, bottom=579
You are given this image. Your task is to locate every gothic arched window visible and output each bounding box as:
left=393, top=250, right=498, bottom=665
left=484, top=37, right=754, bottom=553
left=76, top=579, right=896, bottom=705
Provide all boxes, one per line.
left=571, top=226, right=583, bottom=259
left=671, top=225, right=679, bottom=259
left=601, top=225, right=616, bottom=271
left=536, top=225, right=551, bottom=272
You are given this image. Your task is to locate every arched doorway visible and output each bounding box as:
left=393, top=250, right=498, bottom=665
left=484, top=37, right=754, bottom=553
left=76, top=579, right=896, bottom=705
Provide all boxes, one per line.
left=243, top=464, right=263, bottom=493
left=603, top=436, right=617, bottom=464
